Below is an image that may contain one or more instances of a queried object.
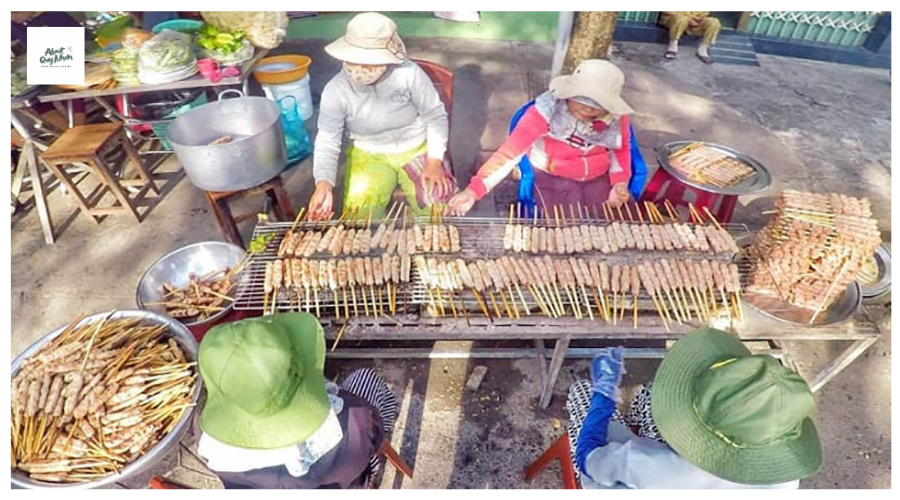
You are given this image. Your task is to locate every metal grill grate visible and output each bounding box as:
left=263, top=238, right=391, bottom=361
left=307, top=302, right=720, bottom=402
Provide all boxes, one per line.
left=233, top=218, right=752, bottom=321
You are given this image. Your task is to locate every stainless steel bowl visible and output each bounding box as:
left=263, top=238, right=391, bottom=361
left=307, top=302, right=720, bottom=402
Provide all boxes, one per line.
left=136, top=241, right=245, bottom=328
left=11, top=310, right=201, bottom=489
left=860, top=243, right=891, bottom=299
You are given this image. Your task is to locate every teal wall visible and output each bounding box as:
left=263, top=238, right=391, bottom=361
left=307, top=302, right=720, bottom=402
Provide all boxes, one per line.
left=287, top=12, right=559, bottom=44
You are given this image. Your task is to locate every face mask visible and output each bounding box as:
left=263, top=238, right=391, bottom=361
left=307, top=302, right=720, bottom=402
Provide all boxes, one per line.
left=343, top=63, right=388, bottom=86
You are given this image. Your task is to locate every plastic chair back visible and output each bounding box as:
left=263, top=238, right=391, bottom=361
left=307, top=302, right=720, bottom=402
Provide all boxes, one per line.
left=411, top=59, right=454, bottom=125
left=508, top=100, right=648, bottom=215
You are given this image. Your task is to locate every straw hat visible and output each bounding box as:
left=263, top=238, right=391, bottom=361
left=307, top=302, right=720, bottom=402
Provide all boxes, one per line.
left=651, top=328, right=822, bottom=485
left=199, top=313, right=330, bottom=449
left=549, top=59, right=633, bottom=116
left=325, top=12, right=407, bottom=65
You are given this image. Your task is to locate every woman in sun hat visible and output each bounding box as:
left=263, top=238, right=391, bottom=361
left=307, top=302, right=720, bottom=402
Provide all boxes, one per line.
left=308, top=12, right=456, bottom=221
left=566, top=328, right=822, bottom=488
left=194, top=312, right=398, bottom=489
left=446, top=59, right=635, bottom=217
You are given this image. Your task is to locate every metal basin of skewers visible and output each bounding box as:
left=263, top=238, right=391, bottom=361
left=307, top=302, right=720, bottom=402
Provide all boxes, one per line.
left=11, top=310, right=201, bottom=489
left=657, top=141, right=771, bottom=196
left=858, top=243, right=891, bottom=299
left=136, top=241, right=246, bottom=328
left=737, top=247, right=862, bottom=326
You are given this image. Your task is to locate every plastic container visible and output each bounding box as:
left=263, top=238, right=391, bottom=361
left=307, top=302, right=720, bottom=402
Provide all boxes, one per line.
left=254, top=55, right=314, bottom=120
left=253, top=55, right=311, bottom=84
left=277, top=95, right=312, bottom=163
left=152, top=19, right=204, bottom=35
left=261, top=74, right=314, bottom=121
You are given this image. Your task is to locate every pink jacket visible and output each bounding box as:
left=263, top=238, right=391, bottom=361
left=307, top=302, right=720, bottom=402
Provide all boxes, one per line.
left=467, top=92, right=632, bottom=200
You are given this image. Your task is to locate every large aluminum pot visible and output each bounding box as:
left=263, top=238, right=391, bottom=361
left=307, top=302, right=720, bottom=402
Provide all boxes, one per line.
left=11, top=310, right=202, bottom=489
left=166, top=89, right=287, bottom=192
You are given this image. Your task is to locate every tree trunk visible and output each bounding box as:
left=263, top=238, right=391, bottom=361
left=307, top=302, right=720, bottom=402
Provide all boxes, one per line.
left=562, top=11, right=618, bottom=74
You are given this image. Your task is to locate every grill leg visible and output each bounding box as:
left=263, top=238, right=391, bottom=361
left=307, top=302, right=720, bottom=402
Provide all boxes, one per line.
left=809, top=337, right=879, bottom=393
left=540, top=335, right=571, bottom=409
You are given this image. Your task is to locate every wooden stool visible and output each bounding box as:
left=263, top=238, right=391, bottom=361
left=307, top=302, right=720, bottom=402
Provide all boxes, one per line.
left=41, top=122, right=159, bottom=223
left=205, top=176, right=295, bottom=247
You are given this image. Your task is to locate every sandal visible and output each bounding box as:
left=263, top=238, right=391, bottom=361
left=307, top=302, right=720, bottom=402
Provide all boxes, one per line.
left=697, top=53, right=714, bottom=64
left=664, top=50, right=677, bottom=60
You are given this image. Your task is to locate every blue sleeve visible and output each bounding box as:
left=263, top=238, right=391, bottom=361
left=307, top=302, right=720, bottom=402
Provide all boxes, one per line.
left=575, top=391, right=616, bottom=475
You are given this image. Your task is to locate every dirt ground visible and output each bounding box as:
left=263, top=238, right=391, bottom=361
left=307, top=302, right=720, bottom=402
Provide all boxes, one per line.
left=10, top=39, right=891, bottom=488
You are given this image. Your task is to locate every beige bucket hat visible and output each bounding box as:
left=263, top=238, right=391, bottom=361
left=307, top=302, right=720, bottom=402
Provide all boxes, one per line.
left=325, top=12, right=407, bottom=65
left=549, top=59, right=634, bottom=115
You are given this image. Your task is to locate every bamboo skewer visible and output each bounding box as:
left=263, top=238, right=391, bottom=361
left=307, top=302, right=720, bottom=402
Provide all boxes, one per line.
left=580, top=284, right=594, bottom=321
left=703, top=206, right=724, bottom=231
left=809, top=254, right=852, bottom=324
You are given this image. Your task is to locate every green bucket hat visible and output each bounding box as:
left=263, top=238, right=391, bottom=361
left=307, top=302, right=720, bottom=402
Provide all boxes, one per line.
left=198, top=312, right=330, bottom=449
left=651, top=328, right=822, bottom=485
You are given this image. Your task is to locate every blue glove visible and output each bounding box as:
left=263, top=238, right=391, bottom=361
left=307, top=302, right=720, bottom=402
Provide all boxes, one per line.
left=575, top=348, right=626, bottom=477
left=590, top=347, right=625, bottom=401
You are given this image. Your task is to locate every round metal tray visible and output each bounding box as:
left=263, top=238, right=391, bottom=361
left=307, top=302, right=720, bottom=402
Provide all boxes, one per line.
left=11, top=310, right=201, bottom=489
left=859, top=243, right=891, bottom=299
left=744, top=281, right=862, bottom=327
left=657, top=141, right=772, bottom=196
left=136, top=241, right=245, bottom=328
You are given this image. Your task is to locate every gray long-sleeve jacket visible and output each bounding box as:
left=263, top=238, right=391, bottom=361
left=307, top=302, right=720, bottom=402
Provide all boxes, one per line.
left=312, top=60, right=449, bottom=186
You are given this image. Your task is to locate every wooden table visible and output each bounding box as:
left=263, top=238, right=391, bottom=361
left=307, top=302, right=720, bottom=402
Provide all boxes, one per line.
left=305, top=304, right=881, bottom=409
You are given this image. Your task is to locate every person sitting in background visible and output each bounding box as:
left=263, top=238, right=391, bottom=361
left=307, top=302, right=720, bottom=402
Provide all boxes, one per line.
left=195, top=313, right=397, bottom=489
left=307, top=12, right=455, bottom=221
left=570, top=329, right=822, bottom=489
left=445, top=59, right=634, bottom=217
left=659, top=11, right=721, bottom=64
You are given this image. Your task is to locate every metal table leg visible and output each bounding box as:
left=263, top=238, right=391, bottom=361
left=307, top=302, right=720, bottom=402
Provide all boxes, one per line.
left=808, top=337, right=879, bottom=393
left=539, top=335, right=571, bottom=409
left=23, top=141, right=55, bottom=244
left=11, top=111, right=55, bottom=244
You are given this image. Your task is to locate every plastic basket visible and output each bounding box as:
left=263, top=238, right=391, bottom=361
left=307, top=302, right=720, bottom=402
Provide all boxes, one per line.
left=151, top=92, right=208, bottom=150
left=151, top=19, right=204, bottom=35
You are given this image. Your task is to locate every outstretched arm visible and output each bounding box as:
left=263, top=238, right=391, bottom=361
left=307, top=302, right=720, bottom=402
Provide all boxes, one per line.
left=575, top=348, right=624, bottom=475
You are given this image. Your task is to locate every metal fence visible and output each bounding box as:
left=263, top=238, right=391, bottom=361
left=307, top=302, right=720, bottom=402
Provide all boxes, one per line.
left=744, top=11, right=881, bottom=46
left=616, top=11, right=883, bottom=47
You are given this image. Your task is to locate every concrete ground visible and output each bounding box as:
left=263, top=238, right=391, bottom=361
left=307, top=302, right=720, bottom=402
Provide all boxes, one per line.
left=10, top=39, right=891, bottom=488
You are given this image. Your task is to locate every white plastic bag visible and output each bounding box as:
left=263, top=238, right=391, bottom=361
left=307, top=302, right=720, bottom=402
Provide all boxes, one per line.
left=138, top=29, right=198, bottom=83
left=200, top=39, right=255, bottom=66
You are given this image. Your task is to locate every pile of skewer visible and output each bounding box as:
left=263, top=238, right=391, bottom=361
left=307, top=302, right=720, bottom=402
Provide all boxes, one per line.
left=748, top=190, right=881, bottom=321
left=276, top=203, right=462, bottom=260
left=144, top=259, right=248, bottom=321
left=413, top=256, right=743, bottom=330
left=503, top=201, right=739, bottom=255
left=668, top=141, right=757, bottom=187
left=11, top=313, right=197, bottom=483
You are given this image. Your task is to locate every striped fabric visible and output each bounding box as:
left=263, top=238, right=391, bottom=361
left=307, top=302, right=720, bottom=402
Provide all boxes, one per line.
left=565, top=380, right=663, bottom=481
left=339, top=368, right=399, bottom=488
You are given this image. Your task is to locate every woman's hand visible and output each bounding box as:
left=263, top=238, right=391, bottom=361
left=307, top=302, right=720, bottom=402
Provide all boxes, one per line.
left=422, top=158, right=452, bottom=200
left=445, top=188, right=477, bottom=217
left=606, top=182, right=630, bottom=208
left=308, top=181, right=334, bottom=220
